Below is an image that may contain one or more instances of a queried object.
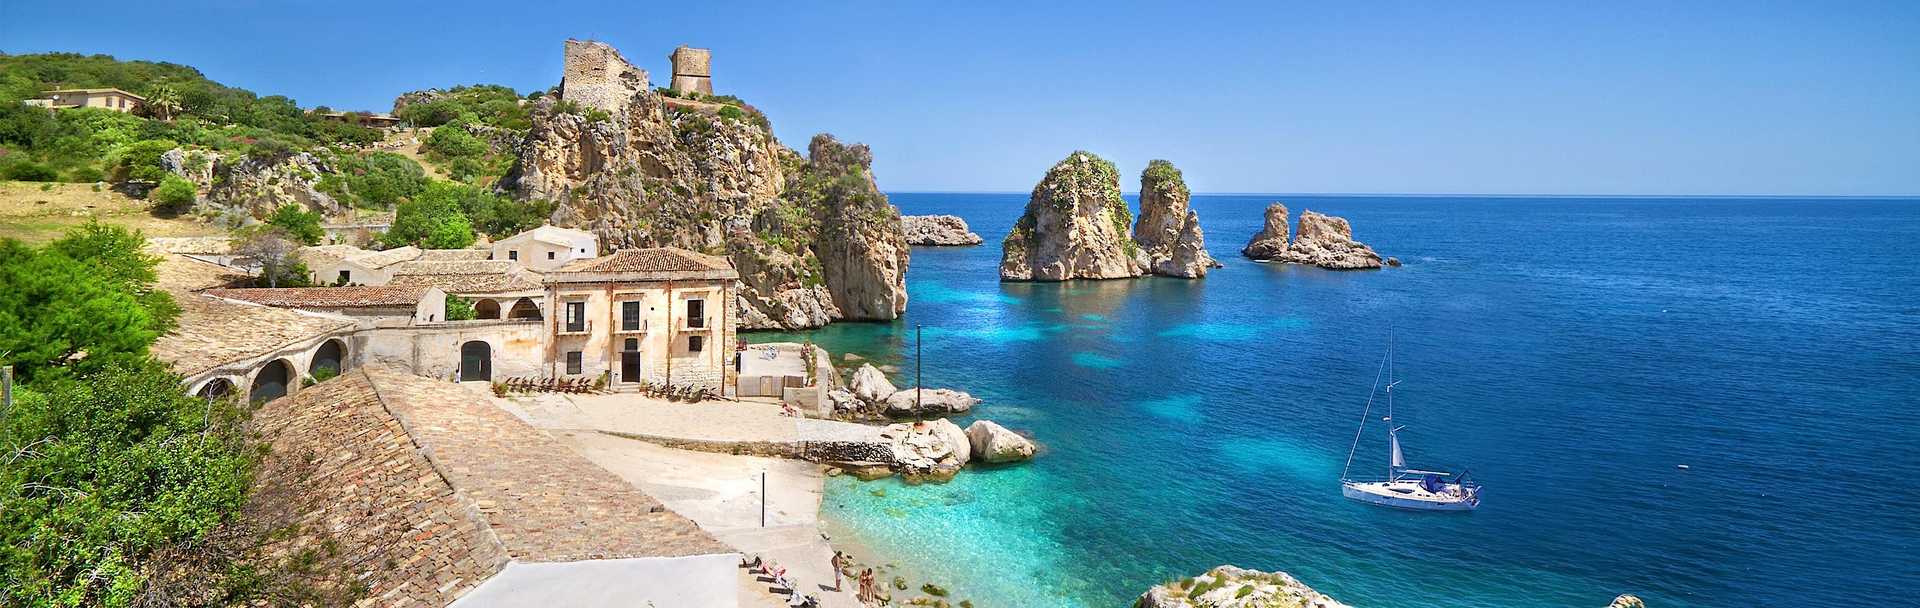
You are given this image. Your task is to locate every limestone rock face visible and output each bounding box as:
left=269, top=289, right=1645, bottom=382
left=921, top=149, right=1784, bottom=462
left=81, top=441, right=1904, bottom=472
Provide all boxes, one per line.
left=206, top=152, right=341, bottom=219
left=1136, top=566, right=1349, bottom=608
left=161, top=147, right=213, bottom=185
left=1133, top=160, right=1220, bottom=278
left=887, top=419, right=968, bottom=483
left=1241, top=203, right=1292, bottom=260
left=500, top=40, right=908, bottom=329
left=849, top=364, right=898, bottom=404
left=1241, top=203, right=1383, bottom=270
left=965, top=420, right=1035, bottom=463
left=901, top=215, right=983, bottom=246
left=1000, top=152, right=1147, bottom=281
left=882, top=388, right=979, bottom=418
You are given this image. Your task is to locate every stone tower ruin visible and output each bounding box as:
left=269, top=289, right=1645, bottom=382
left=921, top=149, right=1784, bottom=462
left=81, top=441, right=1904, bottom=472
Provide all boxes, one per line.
left=668, top=45, right=713, bottom=96
left=560, top=39, right=648, bottom=114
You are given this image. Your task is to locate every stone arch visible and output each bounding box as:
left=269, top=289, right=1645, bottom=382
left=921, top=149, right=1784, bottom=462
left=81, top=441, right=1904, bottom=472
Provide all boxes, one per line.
left=474, top=298, right=502, bottom=320
left=508, top=297, right=543, bottom=321
left=250, top=359, right=295, bottom=403
left=309, top=338, right=347, bottom=378
left=459, top=341, right=492, bottom=382
left=195, top=377, right=236, bottom=400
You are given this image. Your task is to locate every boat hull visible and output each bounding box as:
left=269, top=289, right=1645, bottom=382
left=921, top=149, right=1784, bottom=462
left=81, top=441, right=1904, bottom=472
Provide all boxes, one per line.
left=1341, top=481, right=1479, bottom=511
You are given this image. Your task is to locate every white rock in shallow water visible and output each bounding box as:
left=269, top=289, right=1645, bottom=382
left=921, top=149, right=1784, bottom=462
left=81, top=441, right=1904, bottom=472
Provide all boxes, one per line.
left=965, top=420, right=1035, bottom=463
left=928, top=418, right=970, bottom=467
left=1136, top=565, right=1349, bottom=608
left=849, top=364, right=897, bottom=404
left=883, top=388, right=979, bottom=417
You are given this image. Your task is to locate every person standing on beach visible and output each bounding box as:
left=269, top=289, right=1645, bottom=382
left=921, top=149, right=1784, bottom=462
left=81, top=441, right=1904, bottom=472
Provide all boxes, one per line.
left=830, top=551, right=845, bottom=590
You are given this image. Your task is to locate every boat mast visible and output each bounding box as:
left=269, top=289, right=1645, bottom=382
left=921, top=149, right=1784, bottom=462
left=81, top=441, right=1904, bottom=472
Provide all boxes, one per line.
left=1340, top=334, right=1392, bottom=482
left=1385, top=325, right=1398, bottom=481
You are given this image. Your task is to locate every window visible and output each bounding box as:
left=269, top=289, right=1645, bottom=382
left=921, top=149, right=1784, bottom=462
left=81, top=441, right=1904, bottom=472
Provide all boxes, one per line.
left=566, top=351, right=582, bottom=374
left=337, top=270, right=351, bottom=285
left=547, top=251, right=556, bottom=260
left=564, top=301, right=586, bottom=332
left=686, top=298, right=706, bottom=328
left=688, top=335, right=705, bottom=353
left=508, top=250, right=519, bottom=260
left=624, top=338, right=639, bottom=351
left=621, top=301, right=641, bottom=331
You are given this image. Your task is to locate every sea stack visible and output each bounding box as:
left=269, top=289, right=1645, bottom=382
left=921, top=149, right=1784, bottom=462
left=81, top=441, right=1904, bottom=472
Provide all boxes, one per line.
left=1132, top=159, right=1220, bottom=278
left=1241, top=202, right=1383, bottom=269
left=999, top=151, right=1148, bottom=281
left=901, top=214, right=984, bottom=246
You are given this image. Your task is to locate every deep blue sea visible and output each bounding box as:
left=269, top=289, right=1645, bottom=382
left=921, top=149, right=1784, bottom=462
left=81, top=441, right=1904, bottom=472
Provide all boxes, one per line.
left=751, top=193, right=1920, bottom=608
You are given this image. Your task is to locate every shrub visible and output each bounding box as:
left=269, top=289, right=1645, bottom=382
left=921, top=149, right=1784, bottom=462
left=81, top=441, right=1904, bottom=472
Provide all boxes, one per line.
left=149, top=174, right=198, bottom=213
left=423, top=124, right=486, bottom=159
left=2, top=156, right=60, bottom=181
left=266, top=203, right=325, bottom=245
left=65, top=165, right=105, bottom=183
left=109, top=138, right=178, bottom=183
left=446, top=294, right=476, bottom=321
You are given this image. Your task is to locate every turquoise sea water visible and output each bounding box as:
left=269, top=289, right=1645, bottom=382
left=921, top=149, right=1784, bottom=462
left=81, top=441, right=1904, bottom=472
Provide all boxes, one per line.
left=752, top=193, right=1920, bottom=607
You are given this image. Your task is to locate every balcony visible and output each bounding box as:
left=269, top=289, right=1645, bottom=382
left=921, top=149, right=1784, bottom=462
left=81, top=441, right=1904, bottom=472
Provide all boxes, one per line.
left=615, top=319, right=649, bottom=334
left=557, top=320, right=592, bottom=336
left=680, top=318, right=713, bottom=332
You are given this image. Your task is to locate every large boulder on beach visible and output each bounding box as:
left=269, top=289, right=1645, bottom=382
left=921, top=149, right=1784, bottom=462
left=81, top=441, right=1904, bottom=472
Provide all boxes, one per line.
left=965, top=420, right=1035, bottom=463
left=849, top=364, right=898, bottom=404
left=901, top=215, right=984, bottom=246
left=1133, top=160, right=1220, bottom=278
left=1241, top=203, right=1382, bottom=270
left=887, top=419, right=968, bottom=482
left=1136, top=565, right=1349, bottom=608
left=1000, top=151, right=1148, bottom=281
left=883, top=388, right=979, bottom=417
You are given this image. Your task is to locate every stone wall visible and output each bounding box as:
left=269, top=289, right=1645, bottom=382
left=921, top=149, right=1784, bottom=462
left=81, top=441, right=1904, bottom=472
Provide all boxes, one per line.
left=562, top=39, right=649, bottom=114
left=668, top=45, right=713, bottom=95
left=359, top=320, right=549, bottom=381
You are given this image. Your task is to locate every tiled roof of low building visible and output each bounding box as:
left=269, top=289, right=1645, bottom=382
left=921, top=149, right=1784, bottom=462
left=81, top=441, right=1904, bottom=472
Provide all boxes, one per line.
left=153, top=253, right=250, bottom=293
left=354, top=246, right=423, bottom=268
left=152, top=294, right=355, bottom=378
left=389, top=259, right=522, bottom=277
left=552, top=248, right=734, bottom=275
left=389, top=268, right=542, bottom=294
left=205, top=286, right=431, bottom=309
left=415, top=248, right=494, bottom=262
left=145, top=236, right=233, bottom=255
left=240, top=367, right=731, bottom=606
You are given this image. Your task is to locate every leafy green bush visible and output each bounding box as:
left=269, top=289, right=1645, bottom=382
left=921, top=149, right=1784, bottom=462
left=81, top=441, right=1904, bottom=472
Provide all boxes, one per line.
left=266, top=203, right=325, bottom=245
left=423, top=124, right=486, bottom=159
left=109, top=138, right=177, bottom=183
left=0, top=222, right=179, bottom=380
left=65, top=164, right=105, bottom=182
left=381, top=182, right=475, bottom=249
left=445, top=294, right=476, bottom=321
left=1, top=156, right=59, bottom=181
left=149, top=174, right=197, bottom=213
left=395, top=85, right=528, bottom=130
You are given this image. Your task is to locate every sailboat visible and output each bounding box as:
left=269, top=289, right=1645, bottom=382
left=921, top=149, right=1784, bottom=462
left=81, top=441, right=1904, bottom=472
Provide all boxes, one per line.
left=1339, top=331, right=1481, bottom=511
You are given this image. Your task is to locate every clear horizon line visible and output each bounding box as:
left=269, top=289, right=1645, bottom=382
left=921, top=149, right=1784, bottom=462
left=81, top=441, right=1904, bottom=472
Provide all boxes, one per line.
left=884, top=190, right=1920, bottom=199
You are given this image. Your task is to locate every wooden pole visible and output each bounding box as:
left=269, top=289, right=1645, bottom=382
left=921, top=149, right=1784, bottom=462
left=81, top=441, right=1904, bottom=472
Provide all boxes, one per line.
left=915, top=324, right=922, bottom=410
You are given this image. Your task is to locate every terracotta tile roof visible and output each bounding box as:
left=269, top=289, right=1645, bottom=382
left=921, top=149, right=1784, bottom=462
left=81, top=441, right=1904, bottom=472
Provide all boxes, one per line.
left=354, top=246, right=423, bottom=268
left=389, top=268, right=542, bottom=294
left=205, top=286, right=432, bottom=309
left=415, top=248, right=494, bottom=262
left=153, top=254, right=250, bottom=293
left=152, top=294, right=355, bottom=378
left=297, top=244, right=365, bottom=265
left=389, top=259, right=521, bottom=277
left=358, top=367, right=731, bottom=562
left=553, top=248, right=733, bottom=274
left=145, top=236, right=233, bottom=255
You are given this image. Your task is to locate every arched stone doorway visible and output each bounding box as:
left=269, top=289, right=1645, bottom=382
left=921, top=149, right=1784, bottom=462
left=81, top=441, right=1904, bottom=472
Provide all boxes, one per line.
left=250, top=359, right=294, bottom=403
left=508, top=297, right=542, bottom=321
left=459, top=341, right=492, bottom=382
left=310, top=339, right=346, bottom=379
left=474, top=298, right=502, bottom=320
left=196, top=377, right=235, bottom=400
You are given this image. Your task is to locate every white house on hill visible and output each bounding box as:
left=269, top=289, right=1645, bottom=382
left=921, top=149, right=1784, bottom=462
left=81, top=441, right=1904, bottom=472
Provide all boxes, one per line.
left=493, top=226, right=599, bottom=271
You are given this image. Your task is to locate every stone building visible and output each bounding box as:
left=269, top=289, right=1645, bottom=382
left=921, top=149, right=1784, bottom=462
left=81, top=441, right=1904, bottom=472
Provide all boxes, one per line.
left=667, top=45, right=714, bottom=95
left=544, top=248, right=739, bottom=388
left=491, top=225, right=599, bottom=271
left=560, top=38, right=647, bottom=114
left=23, top=88, right=144, bottom=113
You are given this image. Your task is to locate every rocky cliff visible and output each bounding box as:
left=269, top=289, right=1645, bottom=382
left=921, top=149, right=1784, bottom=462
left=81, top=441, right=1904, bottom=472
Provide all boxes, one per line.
left=499, top=39, right=907, bottom=328
left=1000, top=151, right=1147, bottom=281
left=203, top=151, right=342, bottom=219
left=1135, top=566, right=1348, bottom=608
left=1132, top=160, right=1219, bottom=278
left=901, top=214, right=983, bottom=246
left=1241, top=203, right=1382, bottom=270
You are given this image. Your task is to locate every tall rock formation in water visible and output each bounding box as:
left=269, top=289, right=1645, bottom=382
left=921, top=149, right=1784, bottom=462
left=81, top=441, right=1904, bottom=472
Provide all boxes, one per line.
left=1132, top=160, right=1220, bottom=278
left=499, top=39, right=907, bottom=328
left=1241, top=202, right=1383, bottom=270
left=999, top=151, right=1148, bottom=281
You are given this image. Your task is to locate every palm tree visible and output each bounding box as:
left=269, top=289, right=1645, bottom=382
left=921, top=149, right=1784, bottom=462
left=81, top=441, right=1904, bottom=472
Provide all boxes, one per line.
left=144, top=84, right=182, bottom=122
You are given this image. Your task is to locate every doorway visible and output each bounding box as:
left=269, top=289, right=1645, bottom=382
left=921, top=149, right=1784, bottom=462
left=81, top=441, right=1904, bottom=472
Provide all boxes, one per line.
left=620, top=338, right=642, bottom=383
left=460, top=341, right=492, bottom=381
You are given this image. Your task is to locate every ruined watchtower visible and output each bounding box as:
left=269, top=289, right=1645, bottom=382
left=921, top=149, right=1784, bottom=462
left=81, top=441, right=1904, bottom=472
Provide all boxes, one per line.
left=561, top=39, right=648, bottom=114
left=668, top=45, right=713, bottom=96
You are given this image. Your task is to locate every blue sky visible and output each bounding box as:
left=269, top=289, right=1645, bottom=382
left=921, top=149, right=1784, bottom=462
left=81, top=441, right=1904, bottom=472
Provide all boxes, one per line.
left=4, top=1, right=1916, bottom=195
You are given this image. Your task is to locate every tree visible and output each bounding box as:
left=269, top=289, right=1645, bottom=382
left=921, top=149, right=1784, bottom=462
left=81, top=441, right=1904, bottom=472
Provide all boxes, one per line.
left=149, top=174, right=197, bottom=214
left=265, top=204, right=325, bottom=245
left=233, top=226, right=306, bottom=288
left=380, top=182, right=475, bottom=249
left=445, top=294, right=476, bottom=321
left=0, top=227, right=178, bottom=381
left=143, top=83, right=182, bottom=122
